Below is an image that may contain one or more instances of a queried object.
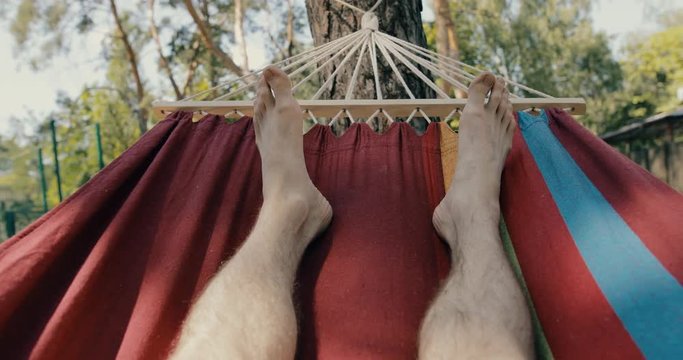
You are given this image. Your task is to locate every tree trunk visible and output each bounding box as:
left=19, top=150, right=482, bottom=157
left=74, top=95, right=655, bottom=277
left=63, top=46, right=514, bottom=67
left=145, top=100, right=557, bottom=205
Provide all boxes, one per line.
left=304, top=0, right=434, bottom=101
left=148, top=0, right=182, bottom=100
left=109, top=0, right=148, bottom=133
left=234, top=0, right=250, bottom=70
left=183, top=0, right=245, bottom=78
left=433, top=0, right=465, bottom=97
left=286, top=0, right=295, bottom=58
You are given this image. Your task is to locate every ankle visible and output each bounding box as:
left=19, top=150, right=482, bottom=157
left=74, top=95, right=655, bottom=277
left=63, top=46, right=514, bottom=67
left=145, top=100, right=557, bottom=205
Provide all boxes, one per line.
left=262, top=189, right=332, bottom=238
left=261, top=193, right=312, bottom=229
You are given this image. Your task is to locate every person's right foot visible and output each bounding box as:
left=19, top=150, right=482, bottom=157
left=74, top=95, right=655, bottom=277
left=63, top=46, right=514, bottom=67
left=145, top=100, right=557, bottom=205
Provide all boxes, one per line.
left=432, top=73, right=515, bottom=246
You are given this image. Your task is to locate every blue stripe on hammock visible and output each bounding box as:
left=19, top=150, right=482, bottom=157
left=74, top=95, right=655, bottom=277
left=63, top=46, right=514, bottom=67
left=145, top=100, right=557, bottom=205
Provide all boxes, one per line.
left=518, top=110, right=683, bottom=359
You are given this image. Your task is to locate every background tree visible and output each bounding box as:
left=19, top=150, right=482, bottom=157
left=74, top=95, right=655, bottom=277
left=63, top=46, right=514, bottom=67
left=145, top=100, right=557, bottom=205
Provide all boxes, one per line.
left=443, top=0, right=623, bottom=99
left=1, top=0, right=681, bottom=240
left=431, top=0, right=464, bottom=97
left=585, top=23, right=683, bottom=132
left=304, top=0, right=435, bottom=100
left=0, top=0, right=303, bottom=235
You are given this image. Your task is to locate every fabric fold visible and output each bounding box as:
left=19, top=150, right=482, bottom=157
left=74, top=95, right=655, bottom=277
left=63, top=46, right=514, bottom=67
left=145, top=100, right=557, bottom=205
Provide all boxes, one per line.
left=0, top=115, right=448, bottom=360
left=2, top=109, right=680, bottom=359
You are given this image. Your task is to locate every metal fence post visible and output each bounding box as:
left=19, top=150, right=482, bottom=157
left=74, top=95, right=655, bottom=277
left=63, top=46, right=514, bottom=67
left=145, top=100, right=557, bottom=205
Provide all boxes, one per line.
left=5, top=211, right=16, bottom=238
left=96, top=123, right=105, bottom=170
left=38, top=148, right=49, bottom=212
left=50, top=119, right=63, bottom=202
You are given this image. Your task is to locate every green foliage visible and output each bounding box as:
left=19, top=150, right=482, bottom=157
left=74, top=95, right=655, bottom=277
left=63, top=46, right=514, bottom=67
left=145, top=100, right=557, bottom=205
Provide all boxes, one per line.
left=0, top=0, right=308, bottom=221
left=586, top=25, right=683, bottom=132
left=622, top=26, right=683, bottom=112
left=1, top=0, right=681, bottom=233
left=422, top=22, right=437, bottom=53
left=431, top=0, right=682, bottom=133
left=8, top=0, right=93, bottom=70
left=448, top=0, right=622, bottom=99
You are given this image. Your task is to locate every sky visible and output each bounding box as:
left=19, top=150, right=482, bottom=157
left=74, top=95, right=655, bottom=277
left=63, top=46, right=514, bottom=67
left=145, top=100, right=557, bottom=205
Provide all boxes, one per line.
left=0, top=0, right=680, bottom=136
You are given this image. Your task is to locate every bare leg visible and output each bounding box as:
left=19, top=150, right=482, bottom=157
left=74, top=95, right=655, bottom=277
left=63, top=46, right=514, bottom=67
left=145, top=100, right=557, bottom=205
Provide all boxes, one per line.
left=419, top=74, right=533, bottom=359
left=171, top=66, right=332, bottom=360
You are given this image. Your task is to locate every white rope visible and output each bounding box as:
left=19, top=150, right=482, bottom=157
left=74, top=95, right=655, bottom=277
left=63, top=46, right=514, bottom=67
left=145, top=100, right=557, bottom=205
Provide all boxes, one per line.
left=383, top=34, right=477, bottom=82
left=214, top=31, right=364, bottom=100
left=306, top=109, right=318, bottom=124
left=444, top=108, right=460, bottom=121
left=329, top=108, right=355, bottom=126
left=381, top=34, right=507, bottom=99
left=405, top=108, right=418, bottom=123
left=312, top=31, right=370, bottom=100
left=367, top=0, right=384, bottom=12
left=417, top=107, right=432, bottom=123
left=345, top=36, right=369, bottom=100
left=388, top=40, right=470, bottom=93
left=206, top=42, right=344, bottom=101
left=184, top=33, right=354, bottom=101
left=214, top=33, right=364, bottom=100
left=379, top=34, right=469, bottom=94
left=333, top=0, right=365, bottom=13
left=344, top=108, right=355, bottom=123
left=333, top=0, right=384, bottom=14
left=385, top=34, right=554, bottom=98
left=392, top=35, right=488, bottom=76
left=369, top=33, right=383, bottom=100
left=389, top=34, right=554, bottom=97
left=503, top=79, right=554, bottom=98
left=180, top=0, right=556, bottom=107
left=381, top=108, right=394, bottom=123
left=366, top=108, right=381, bottom=124
left=378, top=34, right=449, bottom=98
left=374, top=33, right=415, bottom=99
left=291, top=32, right=365, bottom=91
left=289, top=31, right=364, bottom=78
left=329, top=108, right=346, bottom=126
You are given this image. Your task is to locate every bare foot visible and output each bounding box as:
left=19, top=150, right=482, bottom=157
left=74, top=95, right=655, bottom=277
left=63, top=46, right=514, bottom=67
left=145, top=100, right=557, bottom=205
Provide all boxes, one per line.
left=433, top=73, right=516, bottom=246
left=253, top=66, right=332, bottom=243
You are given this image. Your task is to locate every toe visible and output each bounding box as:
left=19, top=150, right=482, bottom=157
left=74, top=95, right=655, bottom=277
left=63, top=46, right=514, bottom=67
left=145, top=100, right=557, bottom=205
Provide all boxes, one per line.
left=264, top=65, right=293, bottom=101
left=254, top=100, right=266, bottom=130
left=257, top=76, right=275, bottom=109
left=496, top=89, right=510, bottom=121
left=505, top=110, right=516, bottom=134
left=467, top=72, right=496, bottom=106
left=487, top=76, right=506, bottom=111
left=253, top=76, right=272, bottom=125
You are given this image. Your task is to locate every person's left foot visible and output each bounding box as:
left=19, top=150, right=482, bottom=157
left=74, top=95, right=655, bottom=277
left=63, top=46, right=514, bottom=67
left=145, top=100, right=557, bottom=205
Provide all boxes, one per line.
left=253, top=66, right=332, bottom=244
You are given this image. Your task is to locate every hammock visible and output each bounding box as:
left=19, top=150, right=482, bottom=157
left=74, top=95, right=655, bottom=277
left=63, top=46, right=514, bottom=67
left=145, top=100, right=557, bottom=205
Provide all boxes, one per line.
left=1, top=0, right=681, bottom=358
left=0, top=110, right=681, bottom=359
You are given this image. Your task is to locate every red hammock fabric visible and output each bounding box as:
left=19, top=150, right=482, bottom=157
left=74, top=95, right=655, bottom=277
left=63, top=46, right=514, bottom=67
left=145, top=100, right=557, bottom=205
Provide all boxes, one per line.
left=2, top=110, right=681, bottom=359
left=500, top=109, right=683, bottom=359
left=0, top=112, right=449, bottom=359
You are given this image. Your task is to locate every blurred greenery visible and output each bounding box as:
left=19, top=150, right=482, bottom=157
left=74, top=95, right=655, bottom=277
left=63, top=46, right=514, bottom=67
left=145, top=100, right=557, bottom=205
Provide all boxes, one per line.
left=0, top=0, right=682, bottom=239
left=0, top=0, right=309, bottom=238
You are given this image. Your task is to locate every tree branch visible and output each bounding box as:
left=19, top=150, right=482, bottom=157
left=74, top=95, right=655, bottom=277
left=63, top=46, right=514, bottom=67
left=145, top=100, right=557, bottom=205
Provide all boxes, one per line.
left=109, top=0, right=148, bottom=133
left=286, top=0, right=295, bottom=58
left=148, top=0, right=182, bottom=100
left=182, top=40, right=201, bottom=97
left=182, top=0, right=244, bottom=77
left=263, top=1, right=288, bottom=59
left=433, top=0, right=465, bottom=98
left=267, top=31, right=288, bottom=60
left=234, top=0, right=249, bottom=70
